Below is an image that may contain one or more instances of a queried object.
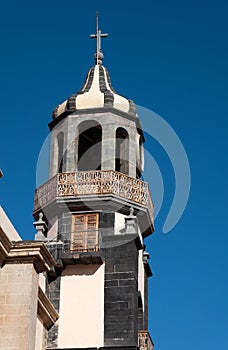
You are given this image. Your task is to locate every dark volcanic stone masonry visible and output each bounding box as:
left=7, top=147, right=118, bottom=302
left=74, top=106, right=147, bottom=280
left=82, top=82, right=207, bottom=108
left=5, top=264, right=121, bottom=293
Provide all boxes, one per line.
left=102, top=239, right=139, bottom=347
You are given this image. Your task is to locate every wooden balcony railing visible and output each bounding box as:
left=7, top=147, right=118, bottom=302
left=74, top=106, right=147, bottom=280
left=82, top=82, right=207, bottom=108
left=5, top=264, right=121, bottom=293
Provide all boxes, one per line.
left=34, top=170, right=154, bottom=221
left=138, top=331, right=154, bottom=350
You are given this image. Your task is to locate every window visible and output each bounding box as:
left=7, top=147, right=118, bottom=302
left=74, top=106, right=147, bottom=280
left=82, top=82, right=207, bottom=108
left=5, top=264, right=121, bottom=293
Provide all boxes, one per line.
left=71, top=213, right=99, bottom=252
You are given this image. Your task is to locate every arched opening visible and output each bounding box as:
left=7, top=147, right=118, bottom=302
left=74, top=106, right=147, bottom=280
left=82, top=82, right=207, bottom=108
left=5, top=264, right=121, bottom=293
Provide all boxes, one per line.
left=78, top=121, right=102, bottom=171
left=115, top=128, right=129, bottom=175
left=136, top=135, right=143, bottom=179
left=57, top=132, right=64, bottom=173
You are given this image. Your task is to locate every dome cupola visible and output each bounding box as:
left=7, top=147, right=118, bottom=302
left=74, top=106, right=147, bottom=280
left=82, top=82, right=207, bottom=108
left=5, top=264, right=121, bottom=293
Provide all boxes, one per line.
left=52, top=65, right=136, bottom=119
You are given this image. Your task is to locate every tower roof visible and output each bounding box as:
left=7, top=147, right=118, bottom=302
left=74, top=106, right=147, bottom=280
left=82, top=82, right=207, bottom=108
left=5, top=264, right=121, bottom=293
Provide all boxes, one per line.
left=52, top=64, right=137, bottom=120
left=52, top=13, right=137, bottom=121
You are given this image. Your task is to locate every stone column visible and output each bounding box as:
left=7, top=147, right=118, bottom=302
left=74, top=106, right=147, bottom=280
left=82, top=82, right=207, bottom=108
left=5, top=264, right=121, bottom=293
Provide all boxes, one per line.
left=128, top=127, right=137, bottom=178
left=65, top=118, right=78, bottom=172
left=49, top=130, right=58, bottom=178
left=101, top=123, right=116, bottom=170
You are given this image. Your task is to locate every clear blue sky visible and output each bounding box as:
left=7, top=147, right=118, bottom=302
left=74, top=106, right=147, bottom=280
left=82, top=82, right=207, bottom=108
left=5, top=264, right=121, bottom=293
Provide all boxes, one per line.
left=0, top=1, right=227, bottom=349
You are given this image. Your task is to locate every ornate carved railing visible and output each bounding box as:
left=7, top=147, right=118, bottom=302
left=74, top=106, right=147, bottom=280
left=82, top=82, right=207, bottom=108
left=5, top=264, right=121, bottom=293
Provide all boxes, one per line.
left=138, top=331, right=154, bottom=350
left=34, top=175, right=58, bottom=211
left=34, top=170, right=154, bottom=221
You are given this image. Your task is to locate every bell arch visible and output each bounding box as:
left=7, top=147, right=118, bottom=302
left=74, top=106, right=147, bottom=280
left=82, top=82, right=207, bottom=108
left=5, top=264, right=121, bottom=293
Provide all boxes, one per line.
left=136, top=134, right=144, bottom=179
left=77, top=120, right=102, bottom=171
left=115, top=127, right=129, bottom=175
left=57, top=132, right=64, bottom=173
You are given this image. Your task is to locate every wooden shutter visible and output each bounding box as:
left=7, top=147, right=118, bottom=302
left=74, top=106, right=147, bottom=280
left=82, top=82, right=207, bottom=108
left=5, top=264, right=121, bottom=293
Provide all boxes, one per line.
left=71, top=213, right=99, bottom=252
left=71, top=214, right=86, bottom=251
left=87, top=213, right=99, bottom=250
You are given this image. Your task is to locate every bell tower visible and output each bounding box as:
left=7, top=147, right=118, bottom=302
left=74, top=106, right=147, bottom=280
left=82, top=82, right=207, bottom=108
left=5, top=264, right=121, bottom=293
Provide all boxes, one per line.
left=33, top=15, right=154, bottom=350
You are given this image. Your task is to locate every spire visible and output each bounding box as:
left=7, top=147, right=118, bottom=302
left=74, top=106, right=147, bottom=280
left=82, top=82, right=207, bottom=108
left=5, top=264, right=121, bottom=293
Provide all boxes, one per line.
left=90, top=12, right=108, bottom=65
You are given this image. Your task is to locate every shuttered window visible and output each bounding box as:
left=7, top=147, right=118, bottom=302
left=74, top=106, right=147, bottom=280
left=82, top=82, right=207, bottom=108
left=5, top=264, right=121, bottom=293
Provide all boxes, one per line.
left=71, top=213, right=99, bottom=252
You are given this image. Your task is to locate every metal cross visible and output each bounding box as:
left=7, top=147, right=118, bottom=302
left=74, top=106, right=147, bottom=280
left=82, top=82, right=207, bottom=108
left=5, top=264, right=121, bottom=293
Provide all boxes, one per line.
left=90, top=12, right=108, bottom=64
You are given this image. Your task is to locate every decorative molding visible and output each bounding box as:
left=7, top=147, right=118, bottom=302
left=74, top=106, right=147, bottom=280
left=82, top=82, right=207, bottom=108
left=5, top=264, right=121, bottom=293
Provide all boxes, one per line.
left=48, top=106, right=142, bottom=133
left=0, top=227, right=57, bottom=274
left=6, top=242, right=57, bottom=273
left=59, top=251, right=104, bottom=265
left=0, top=226, right=12, bottom=266
left=37, top=286, right=59, bottom=330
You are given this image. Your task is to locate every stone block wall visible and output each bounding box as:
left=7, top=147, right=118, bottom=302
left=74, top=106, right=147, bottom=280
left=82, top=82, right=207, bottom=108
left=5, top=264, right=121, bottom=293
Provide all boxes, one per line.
left=0, top=264, right=39, bottom=350
left=45, top=277, right=61, bottom=349
left=103, top=239, right=139, bottom=347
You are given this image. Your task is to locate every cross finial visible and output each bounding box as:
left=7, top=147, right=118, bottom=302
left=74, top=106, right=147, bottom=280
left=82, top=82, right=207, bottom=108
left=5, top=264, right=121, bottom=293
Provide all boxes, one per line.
left=90, top=12, right=108, bottom=65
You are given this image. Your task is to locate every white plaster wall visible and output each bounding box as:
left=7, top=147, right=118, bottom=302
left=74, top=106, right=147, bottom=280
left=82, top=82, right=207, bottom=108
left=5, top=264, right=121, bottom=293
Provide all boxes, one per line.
left=114, top=212, right=126, bottom=233
left=115, top=212, right=142, bottom=237
left=47, top=216, right=58, bottom=240
left=38, top=272, right=46, bottom=292
left=58, top=264, right=104, bottom=348
left=138, top=250, right=145, bottom=310
left=35, top=318, right=44, bottom=350
left=0, top=206, right=21, bottom=241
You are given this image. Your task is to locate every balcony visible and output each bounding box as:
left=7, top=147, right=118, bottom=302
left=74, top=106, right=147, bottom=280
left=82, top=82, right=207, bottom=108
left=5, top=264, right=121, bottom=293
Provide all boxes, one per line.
left=34, top=170, right=154, bottom=223
left=138, top=331, right=154, bottom=350
left=46, top=231, right=103, bottom=266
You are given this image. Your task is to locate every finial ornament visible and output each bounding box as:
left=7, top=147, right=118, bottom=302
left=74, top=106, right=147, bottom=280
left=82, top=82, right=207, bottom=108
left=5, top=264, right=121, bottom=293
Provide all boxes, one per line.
left=33, top=211, right=47, bottom=241
left=90, top=12, right=108, bottom=65
left=38, top=212, right=44, bottom=221
left=130, top=207, right=134, bottom=216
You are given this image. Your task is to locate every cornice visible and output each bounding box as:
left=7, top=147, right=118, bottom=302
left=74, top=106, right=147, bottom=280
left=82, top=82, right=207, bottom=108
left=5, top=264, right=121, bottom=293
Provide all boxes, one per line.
left=0, top=226, right=12, bottom=266
left=0, top=227, right=57, bottom=274
left=37, top=286, right=59, bottom=330
left=6, top=241, right=57, bottom=273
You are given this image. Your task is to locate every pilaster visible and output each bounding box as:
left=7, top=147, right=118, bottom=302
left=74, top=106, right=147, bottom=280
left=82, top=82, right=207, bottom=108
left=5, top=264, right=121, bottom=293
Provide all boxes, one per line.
left=101, top=123, right=116, bottom=170
left=0, top=228, right=58, bottom=350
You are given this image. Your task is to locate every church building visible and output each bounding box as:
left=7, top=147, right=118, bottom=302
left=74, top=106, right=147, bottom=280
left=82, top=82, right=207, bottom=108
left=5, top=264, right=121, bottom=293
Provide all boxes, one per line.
left=0, top=17, right=154, bottom=350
